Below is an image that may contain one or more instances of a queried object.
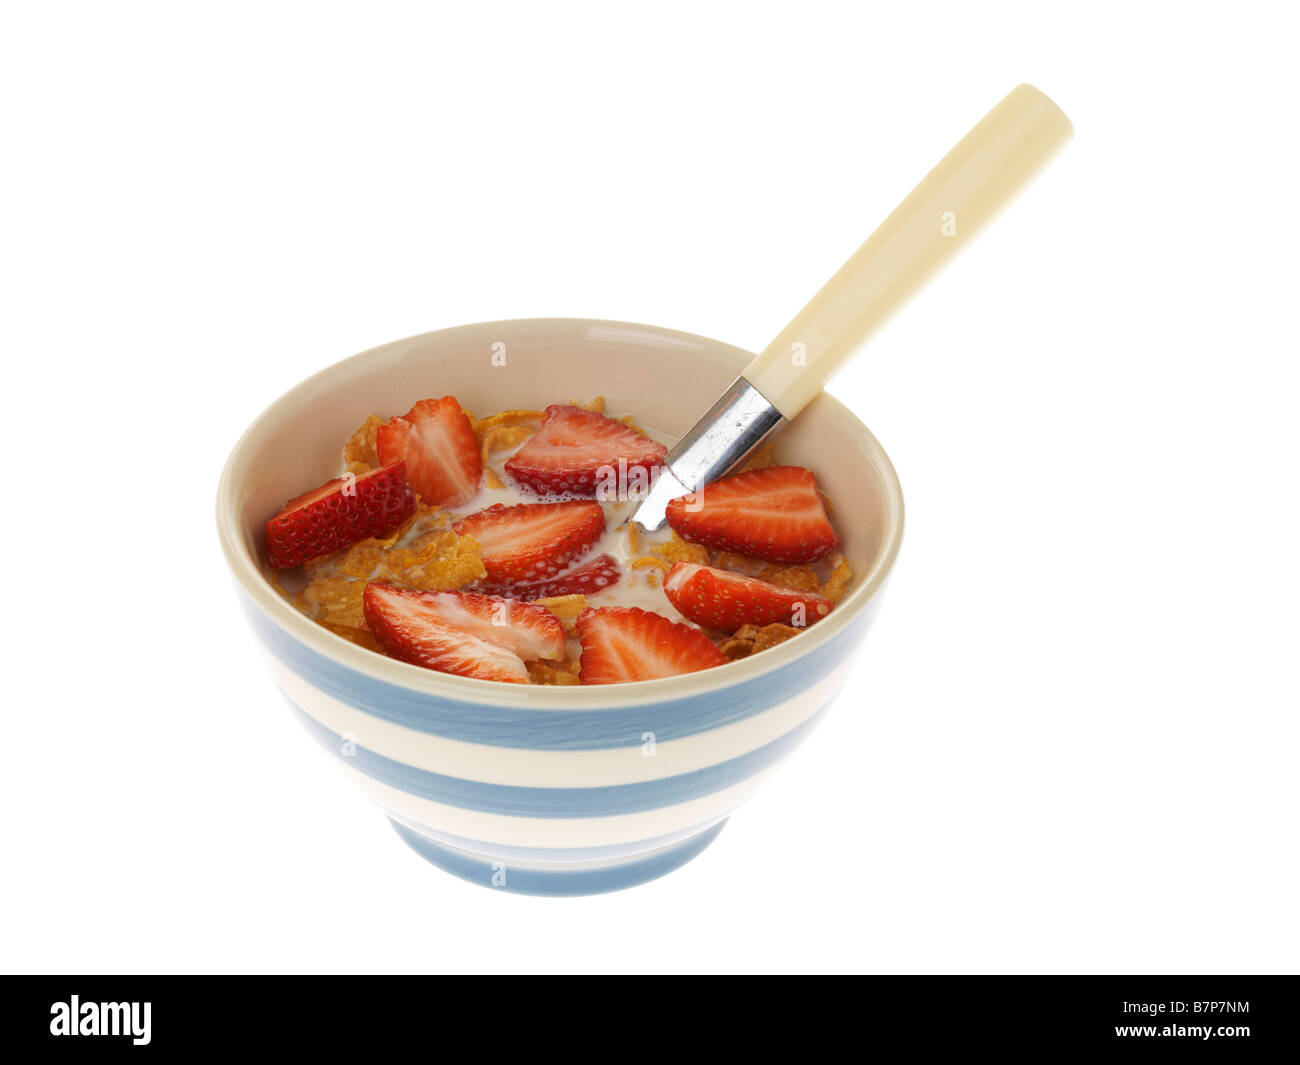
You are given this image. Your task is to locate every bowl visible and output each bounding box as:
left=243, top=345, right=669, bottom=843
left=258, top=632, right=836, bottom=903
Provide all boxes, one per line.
left=216, top=319, right=904, bottom=895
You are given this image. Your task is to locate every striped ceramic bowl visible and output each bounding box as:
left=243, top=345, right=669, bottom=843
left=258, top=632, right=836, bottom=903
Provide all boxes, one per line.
left=216, top=319, right=903, bottom=895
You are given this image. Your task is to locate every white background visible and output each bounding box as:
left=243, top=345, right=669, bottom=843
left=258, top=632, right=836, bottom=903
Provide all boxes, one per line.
left=3, top=2, right=1296, bottom=975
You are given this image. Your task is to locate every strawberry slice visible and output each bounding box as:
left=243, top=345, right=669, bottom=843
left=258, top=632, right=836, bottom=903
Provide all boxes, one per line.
left=664, top=561, right=834, bottom=633
left=505, top=404, right=667, bottom=497
left=577, top=606, right=726, bottom=684
left=376, top=396, right=482, bottom=506
left=265, top=461, right=415, bottom=569
left=665, top=465, right=838, bottom=564
left=363, top=584, right=565, bottom=683
left=475, top=553, right=621, bottom=600
left=452, top=501, right=605, bottom=583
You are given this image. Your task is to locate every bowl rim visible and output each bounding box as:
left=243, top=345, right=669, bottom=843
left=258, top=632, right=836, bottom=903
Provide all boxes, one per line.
left=216, top=317, right=904, bottom=709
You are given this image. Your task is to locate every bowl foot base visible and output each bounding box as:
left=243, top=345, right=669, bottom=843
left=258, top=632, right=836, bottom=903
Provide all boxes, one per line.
left=388, top=817, right=728, bottom=896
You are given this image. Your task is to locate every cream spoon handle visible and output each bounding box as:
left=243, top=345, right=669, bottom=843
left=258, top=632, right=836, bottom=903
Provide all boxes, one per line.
left=743, top=83, right=1073, bottom=418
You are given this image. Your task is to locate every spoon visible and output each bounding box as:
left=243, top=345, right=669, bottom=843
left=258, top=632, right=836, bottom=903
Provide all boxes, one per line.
left=629, top=83, right=1073, bottom=530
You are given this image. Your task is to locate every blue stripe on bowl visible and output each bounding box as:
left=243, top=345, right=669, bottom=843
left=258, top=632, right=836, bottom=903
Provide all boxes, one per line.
left=247, top=591, right=870, bottom=750
left=389, top=814, right=727, bottom=864
left=390, top=817, right=728, bottom=896
left=286, top=693, right=834, bottom=817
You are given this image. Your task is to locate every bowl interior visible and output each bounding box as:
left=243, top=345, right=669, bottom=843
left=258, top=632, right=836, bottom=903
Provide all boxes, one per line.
left=218, top=318, right=902, bottom=698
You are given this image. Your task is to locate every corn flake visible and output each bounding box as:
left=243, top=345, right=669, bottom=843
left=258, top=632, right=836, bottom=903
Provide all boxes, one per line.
left=617, top=414, right=651, bottom=438
left=753, top=622, right=802, bottom=652
left=344, top=414, right=383, bottom=472
left=819, top=553, right=853, bottom=603
left=710, top=551, right=763, bottom=575
left=716, top=621, right=803, bottom=659
left=473, top=409, right=542, bottom=437
left=321, top=621, right=385, bottom=653
left=380, top=529, right=486, bottom=591
left=532, top=594, right=587, bottom=628
left=528, top=660, right=582, bottom=685
left=756, top=563, right=822, bottom=592
left=650, top=533, right=710, bottom=566
left=718, top=637, right=755, bottom=661
left=623, top=522, right=642, bottom=556
left=299, top=574, right=368, bottom=629
left=737, top=442, right=776, bottom=473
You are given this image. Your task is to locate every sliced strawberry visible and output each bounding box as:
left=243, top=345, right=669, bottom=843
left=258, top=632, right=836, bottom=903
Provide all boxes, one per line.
left=363, top=584, right=564, bottom=683
left=376, top=396, right=482, bottom=506
left=265, top=461, right=415, bottom=569
left=452, top=501, right=605, bottom=583
left=665, top=465, right=838, bottom=564
left=475, top=553, right=621, bottom=600
left=577, top=606, right=726, bottom=684
left=664, top=561, right=833, bottom=633
left=505, top=404, right=667, bottom=497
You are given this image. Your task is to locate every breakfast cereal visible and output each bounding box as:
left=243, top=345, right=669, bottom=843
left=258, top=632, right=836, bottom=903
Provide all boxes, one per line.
left=264, top=392, right=851, bottom=684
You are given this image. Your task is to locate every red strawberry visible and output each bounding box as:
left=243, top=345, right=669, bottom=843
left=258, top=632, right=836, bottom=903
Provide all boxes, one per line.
left=452, top=501, right=605, bottom=583
left=363, top=584, right=565, bottom=683
left=265, top=461, right=415, bottom=569
left=665, top=465, right=838, bottom=564
left=475, top=553, right=621, bottom=600
left=577, top=606, right=726, bottom=684
left=663, top=561, right=833, bottom=633
left=505, top=404, right=667, bottom=497
left=376, top=396, right=482, bottom=506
